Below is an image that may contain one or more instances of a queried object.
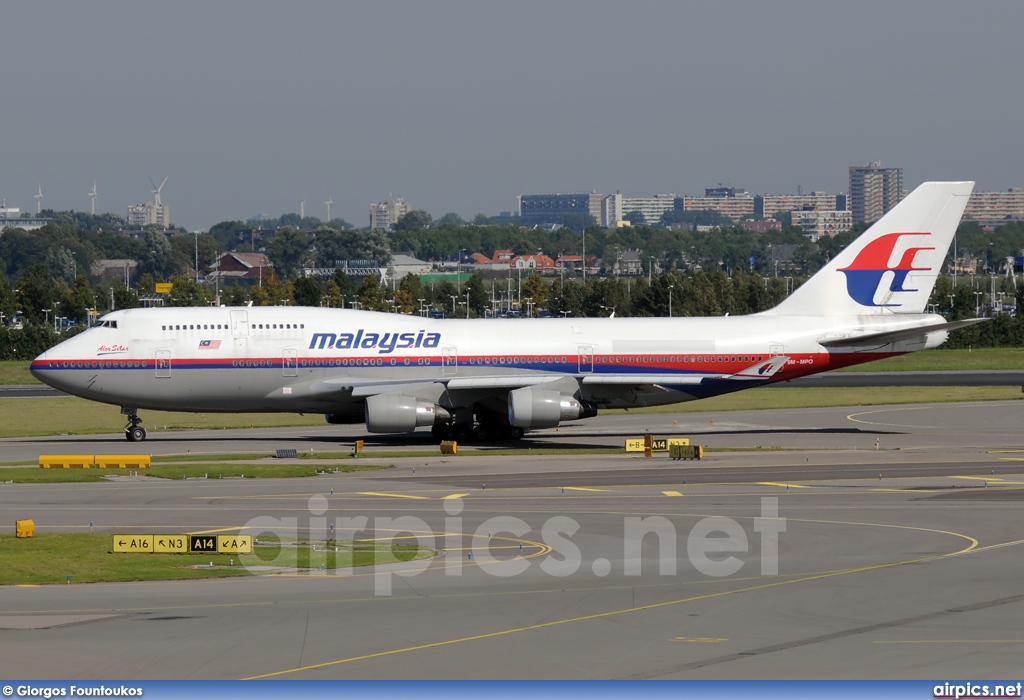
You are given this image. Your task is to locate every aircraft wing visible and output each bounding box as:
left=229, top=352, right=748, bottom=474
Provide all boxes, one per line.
left=307, top=356, right=791, bottom=402
left=581, top=355, right=790, bottom=388
left=817, top=319, right=988, bottom=348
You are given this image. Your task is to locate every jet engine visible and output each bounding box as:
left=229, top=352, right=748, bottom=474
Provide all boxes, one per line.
left=507, top=387, right=587, bottom=429
left=364, top=394, right=451, bottom=433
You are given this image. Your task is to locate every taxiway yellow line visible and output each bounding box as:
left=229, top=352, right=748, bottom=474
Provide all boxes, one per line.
left=356, top=492, right=430, bottom=500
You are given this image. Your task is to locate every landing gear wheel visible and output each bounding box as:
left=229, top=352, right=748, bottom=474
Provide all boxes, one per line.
left=453, top=424, right=472, bottom=442
left=471, top=424, right=492, bottom=442
left=127, top=426, right=147, bottom=442
left=507, top=426, right=525, bottom=440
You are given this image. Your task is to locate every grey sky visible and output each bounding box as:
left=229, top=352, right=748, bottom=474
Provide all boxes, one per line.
left=3, top=1, right=1022, bottom=231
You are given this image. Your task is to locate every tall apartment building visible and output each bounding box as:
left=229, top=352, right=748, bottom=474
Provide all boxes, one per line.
left=369, top=197, right=409, bottom=230
left=793, top=209, right=853, bottom=242
left=757, top=192, right=839, bottom=219
left=126, top=201, right=170, bottom=228
left=620, top=194, right=676, bottom=225
left=849, top=163, right=903, bottom=223
left=518, top=193, right=604, bottom=227
left=679, top=187, right=754, bottom=222
left=602, top=194, right=623, bottom=228
left=963, top=188, right=1024, bottom=222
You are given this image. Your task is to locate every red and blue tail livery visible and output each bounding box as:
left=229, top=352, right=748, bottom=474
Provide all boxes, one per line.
left=838, top=232, right=935, bottom=307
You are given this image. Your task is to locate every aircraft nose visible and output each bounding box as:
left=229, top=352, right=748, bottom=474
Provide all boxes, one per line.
left=29, top=350, right=50, bottom=381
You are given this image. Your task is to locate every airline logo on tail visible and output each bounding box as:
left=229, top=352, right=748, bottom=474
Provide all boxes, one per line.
left=838, top=232, right=935, bottom=307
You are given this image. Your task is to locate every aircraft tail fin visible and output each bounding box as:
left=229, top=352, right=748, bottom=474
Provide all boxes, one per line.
left=765, top=181, right=974, bottom=317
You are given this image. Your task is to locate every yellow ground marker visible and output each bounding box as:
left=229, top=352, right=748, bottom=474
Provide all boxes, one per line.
left=758, top=482, right=811, bottom=489
left=356, top=491, right=430, bottom=500
left=662, top=490, right=683, bottom=497
left=442, top=493, right=470, bottom=500
left=561, top=486, right=609, bottom=492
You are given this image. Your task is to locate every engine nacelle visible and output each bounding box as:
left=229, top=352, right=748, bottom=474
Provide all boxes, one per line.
left=507, top=387, right=583, bottom=429
left=365, top=394, right=450, bottom=433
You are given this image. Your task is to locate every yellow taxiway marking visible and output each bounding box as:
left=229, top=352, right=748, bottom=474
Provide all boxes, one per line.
left=188, top=526, right=245, bottom=535
left=245, top=526, right=986, bottom=680
left=758, top=482, right=810, bottom=489
left=442, top=493, right=470, bottom=500
left=951, top=476, right=1003, bottom=482
left=662, top=491, right=683, bottom=497
left=356, top=492, right=430, bottom=500
left=561, top=486, right=609, bottom=492
left=672, top=637, right=728, bottom=643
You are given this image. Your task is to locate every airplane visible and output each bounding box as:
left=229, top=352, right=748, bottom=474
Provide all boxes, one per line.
left=31, top=181, right=982, bottom=443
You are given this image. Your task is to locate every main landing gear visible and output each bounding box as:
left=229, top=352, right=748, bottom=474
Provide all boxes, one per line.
left=121, top=407, right=147, bottom=442
left=431, top=419, right=524, bottom=443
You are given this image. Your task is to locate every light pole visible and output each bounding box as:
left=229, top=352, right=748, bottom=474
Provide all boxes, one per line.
left=974, top=291, right=982, bottom=317
left=465, top=291, right=470, bottom=319
left=450, top=295, right=456, bottom=317
left=194, top=231, right=200, bottom=283
left=582, top=229, right=586, bottom=283
left=668, top=284, right=674, bottom=317
left=418, top=298, right=426, bottom=317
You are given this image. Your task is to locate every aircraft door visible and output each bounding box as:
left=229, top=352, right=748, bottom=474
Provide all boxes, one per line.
left=442, top=346, right=458, bottom=377
left=230, top=310, right=249, bottom=338
left=769, top=343, right=785, bottom=357
left=282, top=348, right=298, bottom=377
left=155, top=349, right=171, bottom=378
left=578, top=345, right=594, bottom=373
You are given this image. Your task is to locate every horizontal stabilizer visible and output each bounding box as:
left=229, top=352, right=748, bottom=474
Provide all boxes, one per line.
left=817, top=319, right=988, bottom=348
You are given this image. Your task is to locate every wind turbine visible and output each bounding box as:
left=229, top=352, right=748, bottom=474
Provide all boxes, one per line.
left=88, top=181, right=97, bottom=215
left=34, top=186, right=43, bottom=214
left=149, top=176, right=168, bottom=207
left=325, top=198, right=333, bottom=222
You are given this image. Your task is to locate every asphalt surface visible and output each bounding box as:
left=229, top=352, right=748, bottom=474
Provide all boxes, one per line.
left=1, top=399, right=1023, bottom=680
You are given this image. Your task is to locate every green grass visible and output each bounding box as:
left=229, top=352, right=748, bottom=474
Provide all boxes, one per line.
left=834, top=348, right=1024, bottom=372
left=621, top=385, right=1024, bottom=414
left=0, top=398, right=326, bottom=438
left=0, top=533, right=430, bottom=585
left=0, top=361, right=37, bottom=385
left=0, top=462, right=392, bottom=484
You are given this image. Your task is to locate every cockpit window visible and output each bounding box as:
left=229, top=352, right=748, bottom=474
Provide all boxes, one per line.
left=90, top=320, right=118, bottom=329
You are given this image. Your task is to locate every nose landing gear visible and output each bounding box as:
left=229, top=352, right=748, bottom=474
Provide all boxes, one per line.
left=121, top=407, right=147, bottom=442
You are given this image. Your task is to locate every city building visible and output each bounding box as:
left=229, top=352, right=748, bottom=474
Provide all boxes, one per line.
left=512, top=254, right=556, bottom=272
left=963, top=188, right=1024, bottom=223
left=209, top=252, right=273, bottom=283
left=849, top=163, right=902, bottom=223
left=680, top=187, right=755, bottom=222
left=126, top=201, right=170, bottom=228
left=757, top=192, right=840, bottom=219
left=620, top=194, right=676, bottom=226
left=740, top=219, right=782, bottom=233
left=369, top=197, right=408, bottom=230
left=0, top=205, right=50, bottom=231
left=793, top=209, right=853, bottom=242
left=518, top=193, right=604, bottom=227
left=602, top=194, right=622, bottom=228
